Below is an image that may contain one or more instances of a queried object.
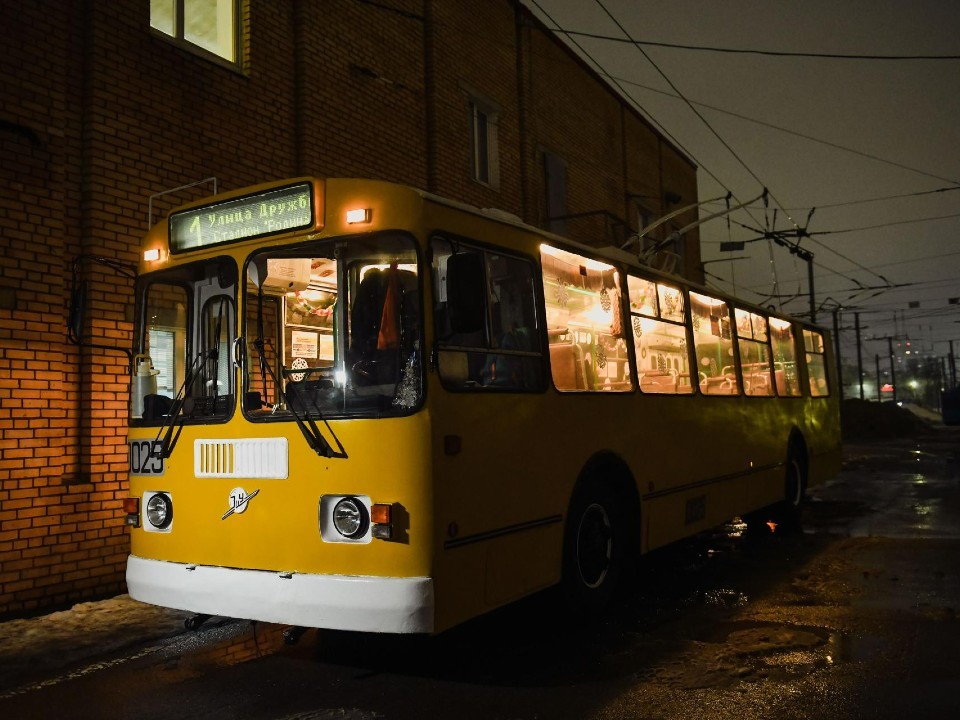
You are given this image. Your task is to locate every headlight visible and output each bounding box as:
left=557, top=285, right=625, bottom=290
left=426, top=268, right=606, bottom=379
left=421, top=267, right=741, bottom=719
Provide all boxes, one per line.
left=332, top=497, right=368, bottom=539
left=145, top=493, right=173, bottom=529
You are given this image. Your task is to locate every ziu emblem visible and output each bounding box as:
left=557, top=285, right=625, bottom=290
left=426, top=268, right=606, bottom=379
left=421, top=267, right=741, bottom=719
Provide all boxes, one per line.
left=222, top=487, right=260, bottom=520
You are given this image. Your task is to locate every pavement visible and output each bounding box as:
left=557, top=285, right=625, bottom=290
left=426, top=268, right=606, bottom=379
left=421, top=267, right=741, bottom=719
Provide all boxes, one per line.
left=0, top=595, right=193, bottom=693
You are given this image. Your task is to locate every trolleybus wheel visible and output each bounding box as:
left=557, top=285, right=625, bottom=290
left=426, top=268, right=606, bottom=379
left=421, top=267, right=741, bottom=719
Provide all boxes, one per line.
left=773, top=452, right=806, bottom=531
left=562, top=481, right=625, bottom=613
left=743, top=444, right=807, bottom=537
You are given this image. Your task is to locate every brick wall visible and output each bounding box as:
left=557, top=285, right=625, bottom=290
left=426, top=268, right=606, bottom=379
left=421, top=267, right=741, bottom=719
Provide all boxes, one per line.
left=0, top=0, right=699, bottom=617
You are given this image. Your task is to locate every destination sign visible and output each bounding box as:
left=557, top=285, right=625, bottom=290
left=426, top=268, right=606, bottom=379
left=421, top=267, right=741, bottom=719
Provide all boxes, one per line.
left=169, top=182, right=314, bottom=252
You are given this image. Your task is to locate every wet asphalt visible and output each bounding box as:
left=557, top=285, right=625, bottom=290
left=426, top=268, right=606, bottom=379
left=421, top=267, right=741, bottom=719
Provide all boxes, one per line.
left=2, top=422, right=959, bottom=719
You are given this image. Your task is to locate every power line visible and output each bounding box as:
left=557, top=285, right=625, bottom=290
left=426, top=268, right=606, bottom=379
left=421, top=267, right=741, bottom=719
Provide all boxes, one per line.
left=814, top=212, right=960, bottom=236
left=593, top=0, right=803, bottom=231
left=703, top=186, right=960, bottom=212
left=607, top=72, right=960, bottom=187
left=557, top=29, right=960, bottom=61
left=526, top=1, right=764, bottom=233
left=532, top=3, right=935, bottom=304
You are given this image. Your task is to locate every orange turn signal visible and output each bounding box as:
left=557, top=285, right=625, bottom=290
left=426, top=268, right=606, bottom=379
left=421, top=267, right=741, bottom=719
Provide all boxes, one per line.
left=371, top=503, right=392, bottom=525
left=122, top=497, right=140, bottom=514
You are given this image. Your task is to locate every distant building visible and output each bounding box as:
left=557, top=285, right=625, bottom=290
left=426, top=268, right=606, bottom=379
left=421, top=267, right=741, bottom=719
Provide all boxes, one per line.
left=0, top=0, right=701, bottom=616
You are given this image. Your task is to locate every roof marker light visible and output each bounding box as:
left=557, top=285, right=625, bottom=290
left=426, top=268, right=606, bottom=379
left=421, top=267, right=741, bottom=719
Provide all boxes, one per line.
left=346, top=208, right=371, bottom=224
left=143, top=248, right=161, bottom=262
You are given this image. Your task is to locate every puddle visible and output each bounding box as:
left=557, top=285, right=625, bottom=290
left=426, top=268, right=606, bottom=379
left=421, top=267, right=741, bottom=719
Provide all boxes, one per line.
left=651, top=621, right=884, bottom=689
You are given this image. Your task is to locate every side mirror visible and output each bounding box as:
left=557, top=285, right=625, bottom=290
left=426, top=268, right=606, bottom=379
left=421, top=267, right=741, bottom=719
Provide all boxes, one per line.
left=248, top=257, right=269, bottom=289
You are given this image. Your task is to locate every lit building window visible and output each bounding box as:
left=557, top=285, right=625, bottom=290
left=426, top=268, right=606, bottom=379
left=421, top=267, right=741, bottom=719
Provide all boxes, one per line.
left=151, top=0, right=239, bottom=65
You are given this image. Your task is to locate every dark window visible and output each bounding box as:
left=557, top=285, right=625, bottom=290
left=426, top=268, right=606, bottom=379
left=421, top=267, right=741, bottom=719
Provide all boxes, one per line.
left=432, top=237, right=544, bottom=392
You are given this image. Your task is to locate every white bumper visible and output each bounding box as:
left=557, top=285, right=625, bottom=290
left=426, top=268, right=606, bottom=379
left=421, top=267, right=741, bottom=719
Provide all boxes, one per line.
left=127, top=555, right=434, bottom=634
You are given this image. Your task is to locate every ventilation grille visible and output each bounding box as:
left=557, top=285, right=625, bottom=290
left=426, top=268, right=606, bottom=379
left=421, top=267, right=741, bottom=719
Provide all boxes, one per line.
left=194, top=438, right=289, bottom=479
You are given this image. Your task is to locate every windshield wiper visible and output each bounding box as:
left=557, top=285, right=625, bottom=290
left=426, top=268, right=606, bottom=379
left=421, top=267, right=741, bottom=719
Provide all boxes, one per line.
left=151, top=348, right=209, bottom=459
left=248, top=335, right=347, bottom=459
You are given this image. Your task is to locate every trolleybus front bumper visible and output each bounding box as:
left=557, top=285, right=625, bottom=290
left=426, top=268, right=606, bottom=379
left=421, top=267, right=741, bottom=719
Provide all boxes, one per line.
left=127, top=555, right=434, bottom=634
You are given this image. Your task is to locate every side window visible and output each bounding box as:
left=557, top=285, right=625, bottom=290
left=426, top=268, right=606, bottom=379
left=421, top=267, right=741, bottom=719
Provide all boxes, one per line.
left=540, top=246, right=632, bottom=392
left=200, top=295, right=235, bottom=403
left=627, top=276, right=692, bottom=394
left=690, top=291, right=739, bottom=395
left=140, top=283, right=188, bottom=419
left=770, top=318, right=801, bottom=396
left=804, top=329, right=830, bottom=397
left=735, top=308, right=774, bottom=397
left=432, top=237, right=543, bottom=391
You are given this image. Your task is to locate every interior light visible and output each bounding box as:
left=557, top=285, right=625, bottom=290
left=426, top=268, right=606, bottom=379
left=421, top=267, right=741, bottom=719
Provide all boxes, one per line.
left=346, top=208, right=371, bottom=224
left=143, top=248, right=161, bottom=262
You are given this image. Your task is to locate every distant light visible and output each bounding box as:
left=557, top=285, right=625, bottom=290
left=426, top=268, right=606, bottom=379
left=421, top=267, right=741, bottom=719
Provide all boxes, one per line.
left=143, top=248, right=161, bottom=262
left=346, top=208, right=371, bottom=224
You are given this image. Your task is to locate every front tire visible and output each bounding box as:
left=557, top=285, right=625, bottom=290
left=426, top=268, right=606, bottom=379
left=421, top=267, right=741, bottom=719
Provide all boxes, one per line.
left=743, top=446, right=807, bottom=536
left=773, top=453, right=806, bottom=530
left=562, top=482, right=625, bottom=613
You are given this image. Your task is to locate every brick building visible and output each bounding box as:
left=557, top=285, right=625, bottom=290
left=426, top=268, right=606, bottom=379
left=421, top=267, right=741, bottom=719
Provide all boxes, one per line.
left=0, top=0, right=701, bottom=617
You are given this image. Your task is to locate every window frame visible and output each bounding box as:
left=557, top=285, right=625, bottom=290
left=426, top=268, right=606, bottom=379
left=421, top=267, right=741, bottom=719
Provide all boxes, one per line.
left=733, top=306, right=776, bottom=398
left=150, top=0, right=242, bottom=70
left=689, top=290, right=741, bottom=396
left=769, top=316, right=802, bottom=397
left=431, top=233, right=547, bottom=394
left=468, top=97, right=501, bottom=190
left=241, top=232, right=426, bottom=420
left=540, top=244, right=634, bottom=394
left=627, top=273, right=694, bottom=396
left=802, top=327, right=831, bottom=397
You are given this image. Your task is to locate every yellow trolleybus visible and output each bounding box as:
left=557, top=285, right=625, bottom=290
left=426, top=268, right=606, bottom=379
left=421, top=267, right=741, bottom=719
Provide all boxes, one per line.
left=122, top=177, right=841, bottom=634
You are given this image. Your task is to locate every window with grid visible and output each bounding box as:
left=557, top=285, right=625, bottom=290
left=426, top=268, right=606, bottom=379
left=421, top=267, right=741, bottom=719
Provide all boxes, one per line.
left=627, top=275, right=692, bottom=394
left=150, top=0, right=239, bottom=65
left=803, top=329, right=830, bottom=397
left=734, top=308, right=774, bottom=397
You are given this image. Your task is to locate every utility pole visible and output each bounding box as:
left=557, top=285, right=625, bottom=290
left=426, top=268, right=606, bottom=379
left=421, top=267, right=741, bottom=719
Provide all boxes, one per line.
left=832, top=308, right=842, bottom=401
left=855, top=312, right=864, bottom=400
left=950, top=340, right=957, bottom=389
left=807, top=253, right=816, bottom=323
left=888, top=337, right=897, bottom=404
left=875, top=354, right=881, bottom=402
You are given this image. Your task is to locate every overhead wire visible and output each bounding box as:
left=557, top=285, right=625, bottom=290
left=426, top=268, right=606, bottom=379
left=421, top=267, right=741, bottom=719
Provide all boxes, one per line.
left=593, top=0, right=805, bottom=235
left=526, top=1, right=741, bottom=215
left=601, top=74, right=960, bottom=187
left=813, top=212, right=960, bottom=236
left=589, top=0, right=880, bottom=315
left=554, top=29, right=960, bottom=61
left=530, top=2, right=941, bottom=312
